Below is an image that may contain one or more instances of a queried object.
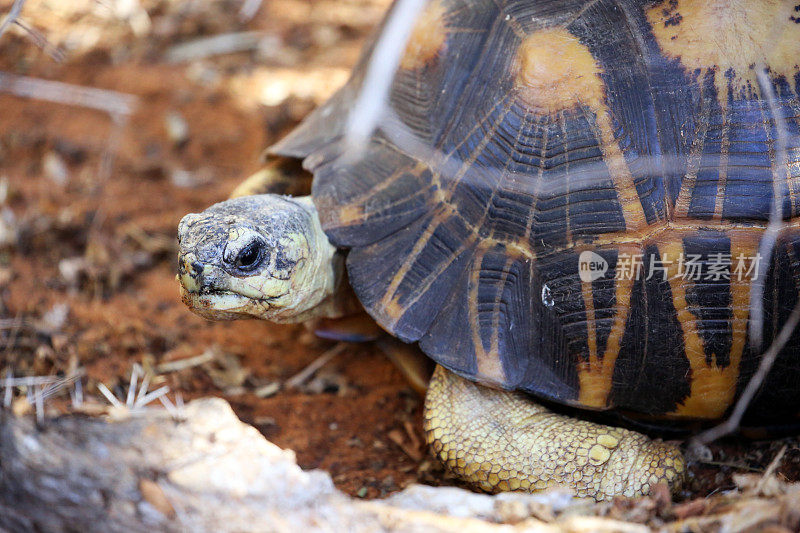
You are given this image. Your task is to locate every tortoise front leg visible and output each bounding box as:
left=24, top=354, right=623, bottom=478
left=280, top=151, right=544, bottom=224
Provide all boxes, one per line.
left=423, top=365, right=684, bottom=501
left=229, top=156, right=312, bottom=199
left=310, top=315, right=432, bottom=395
left=376, top=337, right=433, bottom=395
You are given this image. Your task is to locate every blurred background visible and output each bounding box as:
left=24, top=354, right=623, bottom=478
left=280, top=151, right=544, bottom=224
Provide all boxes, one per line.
left=0, top=0, right=445, bottom=499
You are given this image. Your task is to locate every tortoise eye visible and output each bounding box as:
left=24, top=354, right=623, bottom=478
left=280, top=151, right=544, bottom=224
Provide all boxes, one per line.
left=234, top=240, right=266, bottom=271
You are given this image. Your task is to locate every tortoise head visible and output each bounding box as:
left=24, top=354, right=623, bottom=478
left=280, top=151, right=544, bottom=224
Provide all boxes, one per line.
left=177, top=195, right=339, bottom=323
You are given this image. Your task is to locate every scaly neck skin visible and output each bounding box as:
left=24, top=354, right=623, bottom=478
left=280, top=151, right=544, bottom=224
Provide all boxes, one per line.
left=244, top=196, right=361, bottom=323
left=272, top=196, right=360, bottom=323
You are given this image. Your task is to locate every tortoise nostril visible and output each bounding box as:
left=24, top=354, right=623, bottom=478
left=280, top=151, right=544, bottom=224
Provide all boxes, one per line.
left=191, top=261, right=203, bottom=275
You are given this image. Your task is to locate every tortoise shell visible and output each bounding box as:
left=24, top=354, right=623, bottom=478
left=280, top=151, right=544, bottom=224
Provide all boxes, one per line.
left=271, top=0, right=800, bottom=423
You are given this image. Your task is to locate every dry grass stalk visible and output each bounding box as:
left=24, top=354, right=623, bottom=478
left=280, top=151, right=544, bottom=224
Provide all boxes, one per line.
left=0, top=72, right=137, bottom=117
left=0, top=0, right=25, bottom=39
left=165, top=31, right=269, bottom=63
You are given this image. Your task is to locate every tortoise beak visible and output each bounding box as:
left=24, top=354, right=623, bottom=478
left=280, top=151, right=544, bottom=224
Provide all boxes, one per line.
left=177, top=253, right=206, bottom=294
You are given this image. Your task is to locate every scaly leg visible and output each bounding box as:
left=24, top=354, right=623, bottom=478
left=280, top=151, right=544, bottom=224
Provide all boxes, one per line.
left=423, top=365, right=684, bottom=501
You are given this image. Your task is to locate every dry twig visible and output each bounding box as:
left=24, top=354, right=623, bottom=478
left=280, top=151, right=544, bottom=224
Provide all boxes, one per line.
left=344, top=0, right=428, bottom=155
left=12, top=19, right=65, bottom=62
left=748, top=67, right=790, bottom=349
left=756, top=445, right=788, bottom=494
left=692, top=298, right=800, bottom=447
left=0, top=72, right=137, bottom=116
left=284, top=343, right=347, bottom=389
left=165, top=32, right=268, bottom=63
left=157, top=350, right=216, bottom=373
left=0, top=0, right=25, bottom=39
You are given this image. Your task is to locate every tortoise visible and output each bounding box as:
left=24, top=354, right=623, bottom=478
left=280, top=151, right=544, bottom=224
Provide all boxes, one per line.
left=177, top=0, right=800, bottom=501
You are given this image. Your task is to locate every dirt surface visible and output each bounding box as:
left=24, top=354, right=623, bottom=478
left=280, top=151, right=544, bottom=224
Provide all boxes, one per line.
left=1, top=0, right=799, bottom=504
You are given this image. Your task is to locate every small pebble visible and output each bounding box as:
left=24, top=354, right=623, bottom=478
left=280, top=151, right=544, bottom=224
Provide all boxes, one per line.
left=43, top=151, right=69, bottom=186
left=254, top=382, right=280, bottom=398
left=165, top=111, right=189, bottom=146
left=170, top=169, right=198, bottom=188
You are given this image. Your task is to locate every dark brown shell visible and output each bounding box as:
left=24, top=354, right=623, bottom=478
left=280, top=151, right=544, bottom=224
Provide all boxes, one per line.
left=271, top=0, right=800, bottom=424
